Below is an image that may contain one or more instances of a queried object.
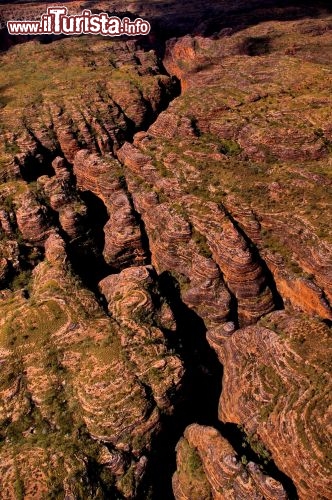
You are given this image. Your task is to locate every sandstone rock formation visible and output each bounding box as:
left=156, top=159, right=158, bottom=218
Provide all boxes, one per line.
left=0, top=231, right=184, bottom=498
left=0, top=1, right=331, bottom=499
left=99, top=265, right=183, bottom=413
left=73, top=150, right=146, bottom=270
left=173, top=424, right=288, bottom=500
left=217, top=311, right=332, bottom=500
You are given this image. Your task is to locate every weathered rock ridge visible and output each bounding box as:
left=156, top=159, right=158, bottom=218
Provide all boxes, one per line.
left=173, top=424, right=288, bottom=500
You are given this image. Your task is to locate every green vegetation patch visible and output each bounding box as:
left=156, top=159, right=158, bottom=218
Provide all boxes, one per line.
left=178, top=437, right=212, bottom=498
left=1, top=299, right=67, bottom=351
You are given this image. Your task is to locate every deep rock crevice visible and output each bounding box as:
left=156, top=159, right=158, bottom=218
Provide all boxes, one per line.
left=137, top=271, right=223, bottom=499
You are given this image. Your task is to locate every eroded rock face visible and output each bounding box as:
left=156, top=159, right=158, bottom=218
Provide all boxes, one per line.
left=218, top=311, right=332, bottom=499
left=117, top=144, right=276, bottom=327
left=0, top=35, right=178, bottom=184
left=116, top=14, right=332, bottom=498
left=15, top=191, right=51, bottom=244
left=173, top=424, right=288, bottom=500
left=73, top=150, right=146, bottom=270
left=0, top=232, right=184, bottom=498
left=99, top=265, right=183, bottom=413
left=0, top=2, right=332, bottom=499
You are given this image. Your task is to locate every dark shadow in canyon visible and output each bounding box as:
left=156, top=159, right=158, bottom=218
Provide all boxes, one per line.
left=137, top=271, right=298, bottom=500
left=18, top=147, right=56, bottom=183
left=137, top=270, right=223, bottom=499
left=66, top=190, right=114, bottom=291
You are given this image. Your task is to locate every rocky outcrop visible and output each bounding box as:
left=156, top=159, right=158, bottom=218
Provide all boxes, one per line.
left=99, top=266, right=183, bottom=413
left=36, top=157, right=89, bottom=240
left=0, top=36, right=179, bottom=173
left=173, top=424, right=288, bottom=500
left=73, top=150, right=146, bottom=269
left=124, top=15, right=332, bottom=326
left=223, top=197, right=332, bottom=319
left=112, top=180, right=232, bottom=329
left=0, top=208, right=14, bottom=237
left=263, top=251, right=332, bottom=320
left=118, top=143, right=275, bottom=327
left=117, top=16, right=332, bottom=498
left=15, top=191, right=51, bottom=244
left=186, top=198, right=275, bottom=325
left=218, top=311, right=332, bottom=499
left=0, top=232, right=184, bottom=498
left=0, top=239, right=19, bottom=276
left=260, top=214, right=332, bottom=311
